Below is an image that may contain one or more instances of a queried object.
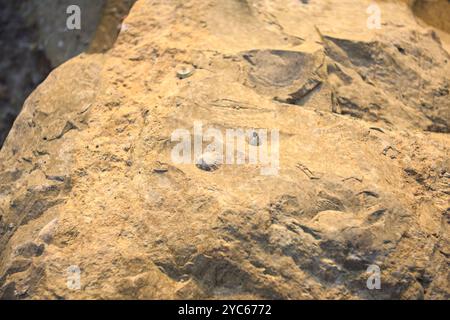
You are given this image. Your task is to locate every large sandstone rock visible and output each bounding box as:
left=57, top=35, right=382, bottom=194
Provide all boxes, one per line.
left=0, top=0, right=448, bottom=299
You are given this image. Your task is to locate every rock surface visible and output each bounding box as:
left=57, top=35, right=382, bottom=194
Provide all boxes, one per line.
left=0, top=0, right=449, bottom=299
left=0, top=0, right=136, bottom=147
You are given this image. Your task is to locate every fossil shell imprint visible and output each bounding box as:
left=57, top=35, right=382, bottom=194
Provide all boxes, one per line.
left=176, top=65, right=195, bottom=79
left=196, top=151, right=221, bottom=171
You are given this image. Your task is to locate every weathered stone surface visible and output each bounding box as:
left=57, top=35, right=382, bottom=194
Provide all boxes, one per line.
left=0, top=0, right=136, bottom=147
left=0, top=0, right=448, bottom=300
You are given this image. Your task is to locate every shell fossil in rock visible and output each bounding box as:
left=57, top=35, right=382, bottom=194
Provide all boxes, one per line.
left=153, top=162, right=169, bottom=173
left=196, top=151, right=221, bottom=171
left=176, top=65, right=195, bottom=79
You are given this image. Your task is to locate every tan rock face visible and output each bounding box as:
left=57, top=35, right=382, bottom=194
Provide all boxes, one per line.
left=0, top=0, right=449, bottom=299
left=0, top=0, right=136, bottom=147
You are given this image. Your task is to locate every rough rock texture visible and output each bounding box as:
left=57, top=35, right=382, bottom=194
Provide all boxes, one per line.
left=0, top=0, right=136, bottom=147
left=0, top=0, right=449, bottom=299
